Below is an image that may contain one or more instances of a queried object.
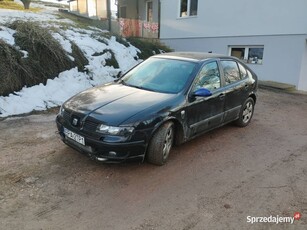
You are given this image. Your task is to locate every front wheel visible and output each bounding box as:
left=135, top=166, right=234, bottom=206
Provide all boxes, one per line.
left=146, top=122, right=174, bottom=166
left=235, top=97, right=255, bottom=127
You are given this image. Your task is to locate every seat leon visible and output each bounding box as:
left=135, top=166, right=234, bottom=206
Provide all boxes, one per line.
left=56, top=52, right=258, bottom=165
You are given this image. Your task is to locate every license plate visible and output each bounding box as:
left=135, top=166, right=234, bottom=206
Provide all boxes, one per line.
left=63, top=127, right=85, bottom=146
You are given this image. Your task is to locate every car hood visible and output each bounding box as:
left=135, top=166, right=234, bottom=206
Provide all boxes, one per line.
left=64, top=83, right=175, bottom=126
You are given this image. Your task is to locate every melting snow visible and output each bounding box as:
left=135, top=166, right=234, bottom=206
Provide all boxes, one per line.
left=0, top=4, right=140, bottom=117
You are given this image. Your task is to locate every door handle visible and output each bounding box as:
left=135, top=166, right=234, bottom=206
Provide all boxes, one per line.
left=219, top=93, right=225, bottom=100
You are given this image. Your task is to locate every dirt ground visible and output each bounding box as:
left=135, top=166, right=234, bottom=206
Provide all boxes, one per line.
left=0, top=88, right=306, bottom=230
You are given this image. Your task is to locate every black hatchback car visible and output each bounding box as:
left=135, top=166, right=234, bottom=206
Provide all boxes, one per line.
left=56, top=52, right=258, bottom=165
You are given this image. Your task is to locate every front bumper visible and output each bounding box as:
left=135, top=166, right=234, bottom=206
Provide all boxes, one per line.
left=56, top=116, right=147, bottom=163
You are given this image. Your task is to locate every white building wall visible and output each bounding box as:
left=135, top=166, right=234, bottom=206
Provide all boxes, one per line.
left=162, top=35, right=307, bottom=90
left=160, top=0, right=307, bottom=91
left=160, top=0, right=307, bottom=39
left=298, top=41, right=307, bottom=91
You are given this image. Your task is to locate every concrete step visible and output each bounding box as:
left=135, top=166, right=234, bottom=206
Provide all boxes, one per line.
left=259, top=80, right=296, bottom=91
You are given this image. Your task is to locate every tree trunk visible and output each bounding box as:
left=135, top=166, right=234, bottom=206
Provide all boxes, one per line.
left=21, top=0, right=31, bottom=10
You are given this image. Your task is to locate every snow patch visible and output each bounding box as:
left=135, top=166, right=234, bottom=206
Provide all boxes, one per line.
left=0, top=7, right=141, bottom=117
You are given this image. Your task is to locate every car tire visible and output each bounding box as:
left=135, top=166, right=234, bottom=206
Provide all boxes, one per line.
left=146, top=122, right=174, bottom=166
left=235, top=97, right=255, bottom=127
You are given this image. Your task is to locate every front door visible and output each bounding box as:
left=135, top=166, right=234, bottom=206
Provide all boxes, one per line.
left=185, top=61, right=225, bottom=137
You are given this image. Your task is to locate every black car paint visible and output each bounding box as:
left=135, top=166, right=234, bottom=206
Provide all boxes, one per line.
left=56, top=53, right=257, bottom=162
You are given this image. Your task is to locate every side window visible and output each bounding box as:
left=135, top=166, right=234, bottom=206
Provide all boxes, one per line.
left=193, top=61, right=221, bottom=91
left=180, top=0, right=198, bottom=17
left=238, top=62, right=247, bottom=79
left=221, top=60, right=240, bottom=85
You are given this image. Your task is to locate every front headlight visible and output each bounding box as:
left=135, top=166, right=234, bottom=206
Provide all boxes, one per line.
left=59, top=105, right=65, bottom=115
left=97, top=124, right=134, bottom=136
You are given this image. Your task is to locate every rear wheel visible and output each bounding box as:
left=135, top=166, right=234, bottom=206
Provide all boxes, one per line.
left=146, top=122, right=174, bottom=166
left=235, top=97, right=255, bottom=127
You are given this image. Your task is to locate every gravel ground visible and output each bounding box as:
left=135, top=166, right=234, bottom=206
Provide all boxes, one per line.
left=0, top=88, right=306, bottom=230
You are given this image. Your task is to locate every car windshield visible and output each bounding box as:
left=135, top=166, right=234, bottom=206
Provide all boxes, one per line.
left=121, top=57, right=196, bottom=94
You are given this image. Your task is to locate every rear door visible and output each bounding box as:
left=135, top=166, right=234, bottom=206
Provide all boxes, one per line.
left=220, top=59, right=250, bottom=123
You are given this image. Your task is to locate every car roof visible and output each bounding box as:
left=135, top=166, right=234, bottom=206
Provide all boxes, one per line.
left=154, top=52, right=231, bottom=62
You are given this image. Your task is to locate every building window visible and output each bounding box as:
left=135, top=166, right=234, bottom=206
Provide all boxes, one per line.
left=120, top=6, right=126, bottom=18
left=180, top=0, right=198, bottom=17
left=146, top=1, right=153, bottom=22
left=229, top=46, right=264, bottom=65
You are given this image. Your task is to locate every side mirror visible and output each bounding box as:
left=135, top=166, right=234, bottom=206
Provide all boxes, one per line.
left=192, top=88, right=212, bottom=97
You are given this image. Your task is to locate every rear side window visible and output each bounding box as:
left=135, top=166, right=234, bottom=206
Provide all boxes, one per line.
left=221, top=60, right=240, bottom=85
left=238, top=63, right=248, bottom=79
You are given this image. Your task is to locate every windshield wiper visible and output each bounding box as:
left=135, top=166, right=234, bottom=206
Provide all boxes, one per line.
left=122, top=81, right=143, bottom=89
left=121, top=81, right=160, bottom=93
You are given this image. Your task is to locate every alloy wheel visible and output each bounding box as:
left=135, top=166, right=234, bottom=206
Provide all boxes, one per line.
left=242, top=101, right=253, bottom=123
left=162, top=127, right=173, bottom=160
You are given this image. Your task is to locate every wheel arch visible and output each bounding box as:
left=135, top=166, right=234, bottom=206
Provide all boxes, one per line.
left=148, top=117, right=185, bottom=148
left=145, top=118, right=181, bottom=165
left=168, top=118, right=185, bottom=146
left=249, top=93, right=257, bottom=104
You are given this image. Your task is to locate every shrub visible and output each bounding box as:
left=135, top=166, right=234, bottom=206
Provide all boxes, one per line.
left=126, top=37, right=172, bottom=60
left=115, top=35, right=129, bottom=47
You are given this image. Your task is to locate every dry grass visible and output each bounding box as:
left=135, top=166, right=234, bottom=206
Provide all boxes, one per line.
left=127, top=37, right=172, bottom=60
left=0, top=0, right=41, bottom=12
left=0, top=21, right=75, bottom=96
left=0, top=20, right=91, bottom=96
left=0, top=39, right=37, bottom=96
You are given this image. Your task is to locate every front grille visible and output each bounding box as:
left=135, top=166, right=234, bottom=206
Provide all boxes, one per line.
left=84, top=119, right=99, bottom=131
left=63, top=110, right=71, bottom=121
left=62, top=109, right=85, bottom=129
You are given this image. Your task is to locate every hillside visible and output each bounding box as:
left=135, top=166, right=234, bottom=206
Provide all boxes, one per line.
left=0, top=2, right=170, bottom=117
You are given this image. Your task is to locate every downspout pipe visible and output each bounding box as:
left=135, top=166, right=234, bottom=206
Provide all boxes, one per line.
left=107, top=0, right=111, bottom=32
left=158, top=0, right=161, bottom=39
